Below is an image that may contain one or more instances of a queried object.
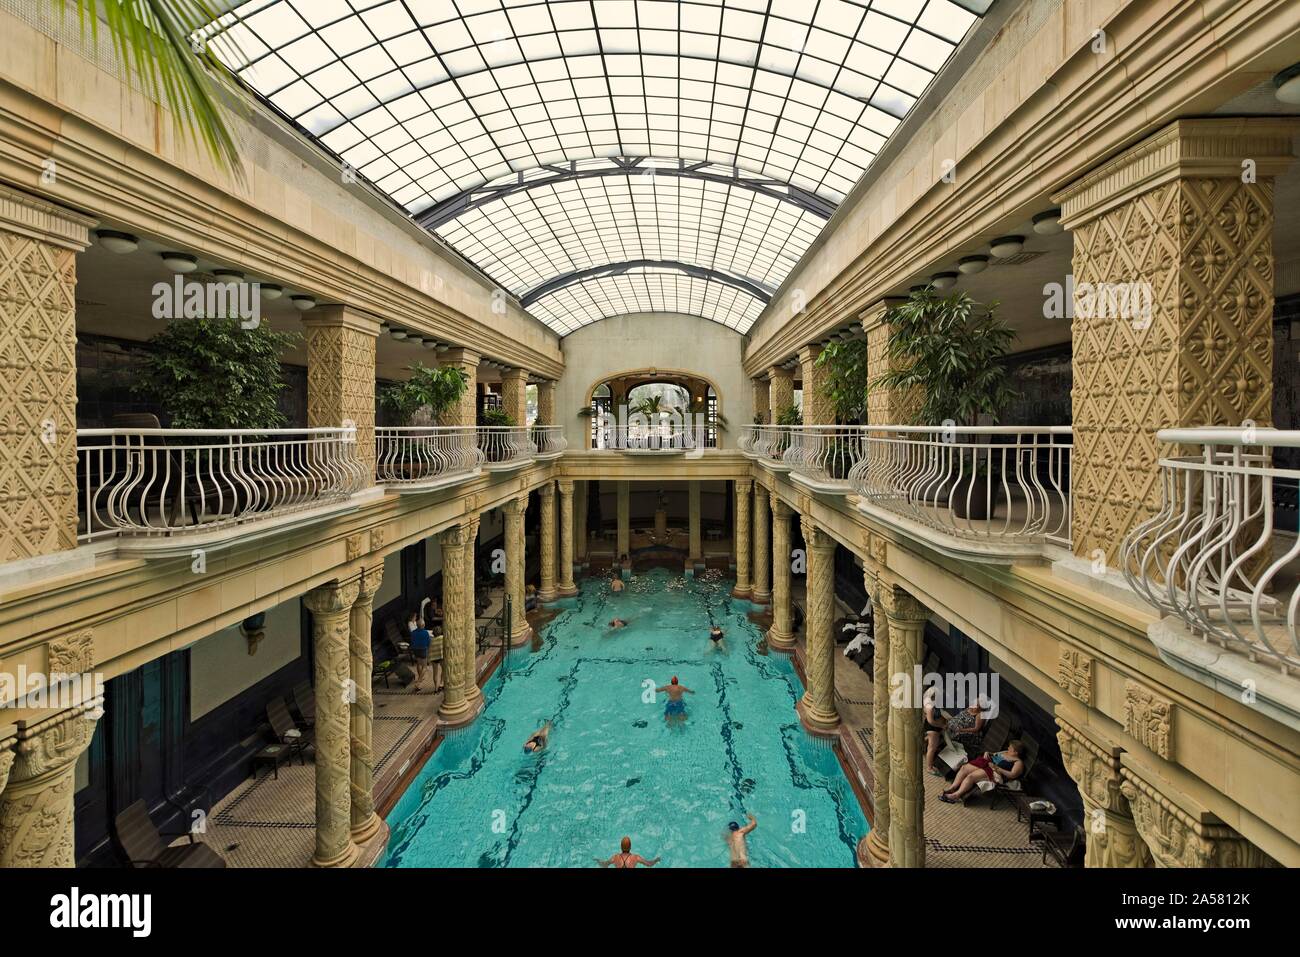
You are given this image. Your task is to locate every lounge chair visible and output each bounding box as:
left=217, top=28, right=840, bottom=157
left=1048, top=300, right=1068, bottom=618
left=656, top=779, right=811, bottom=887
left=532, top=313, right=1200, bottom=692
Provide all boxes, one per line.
left=113, top=799, right=226, bottom=868
left=384, top=618, right=414, bottom=663
left=266, top=697, right=311, bottom=763
left=989, top=733, right=1039, bottom=812
left=981, top=712, right=1012, bottom=753
left=291, top=682, right=316, bottom=728
left=1041, top=823, right=1085, bottom=867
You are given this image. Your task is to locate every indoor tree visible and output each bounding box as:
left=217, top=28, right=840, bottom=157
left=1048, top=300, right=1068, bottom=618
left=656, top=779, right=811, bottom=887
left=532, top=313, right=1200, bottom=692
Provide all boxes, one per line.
left=380, top=365, right=469, bottom=426
left=815, top=338, right=869, bottom=424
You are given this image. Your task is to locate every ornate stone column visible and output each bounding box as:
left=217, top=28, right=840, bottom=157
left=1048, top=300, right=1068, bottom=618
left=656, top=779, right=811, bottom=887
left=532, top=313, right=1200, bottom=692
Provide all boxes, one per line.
left=1055, top=717, right=1150, bottom=868
left=881, top=582, right=927, bottom=868
left=797, top=517, right=840, bottom=736
left=751, top=485, right=771, bottom=605
left=348, top=561, right=384, bottom=844
left=861, top=568, right=892, bottom=866
left=768, top=366, right=794, bottom=418
left=303, top=579, right=361, bottom=868
left=752, top=377, right=770, bottom=424
left=499, top=367, right=529, bottom=426
left=688, top=481, right=703, bottom=568
left=1055, top=118, right=1296, bottom=566
left=732, top=479, right=753, bottom=598
left=0, top=187, right=93, bottom=562
left=768, top=494, right=795, bottom=652
left=536, top=379, right=556, bottom=425
left=556, top=479, right=578, bottom=595
left=303, top=305, right=382, bottom=480
left=463, top=515, right=484, bottom=716
left=861, top=298, right=916, bottom=425
left=504, top=495, right=531, bottom=645
left=798, top=344, right=834, bottom=425
left=575, top=480, right=589, bottom=566
left=438, top=348, right=481, bottom=427
left=616, top=481, right=630, bottom=559
left=538, top=482, right=557, bottom=601
left=437, top=523, right=474, bottom=726
left=0, top=703, right=99, bottom=867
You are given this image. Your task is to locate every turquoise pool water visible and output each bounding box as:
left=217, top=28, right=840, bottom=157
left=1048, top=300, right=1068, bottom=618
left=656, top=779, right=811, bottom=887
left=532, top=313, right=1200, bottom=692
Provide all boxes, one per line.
left=384, top=567, right=868, bottom=868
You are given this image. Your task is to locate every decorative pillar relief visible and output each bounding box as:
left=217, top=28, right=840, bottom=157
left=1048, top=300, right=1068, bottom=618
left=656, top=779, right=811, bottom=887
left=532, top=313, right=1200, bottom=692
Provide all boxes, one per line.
left=303, top=307, right=382, bottom=478
left=538, top=482, right=557, bottom=601
left=798, top=344, right=833, bottom=425
left=880, top=583, right=927, bottom=868
left=768, top=495, right=795, bottom=651
left=348, top=563, right=384, bottom=843
left=557, top=479, right=577, bottom=594
left=751, top=485, right=771, bottom=605
left=797, top=517, right=839, bottom=736
left=438, top=523, right=473, bottom=724
left=733, top=480, right=752, bottom=597
left=1056, top=718, right=1150, bottom=868
left=504, top=496, right=530, bottom=645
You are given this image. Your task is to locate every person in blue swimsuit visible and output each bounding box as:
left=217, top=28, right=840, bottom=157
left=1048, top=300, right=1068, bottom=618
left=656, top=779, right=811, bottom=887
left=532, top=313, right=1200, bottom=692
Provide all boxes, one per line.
left=656, top=676, right=694, bottom=724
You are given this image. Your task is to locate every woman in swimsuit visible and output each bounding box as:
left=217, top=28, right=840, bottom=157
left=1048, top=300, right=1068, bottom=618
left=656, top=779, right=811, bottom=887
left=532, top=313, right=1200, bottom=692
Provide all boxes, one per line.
left=523, top=720, right=552, bottom=753
left=708, top=626, right=725, bottom=651
left=921, top=686, right=948, bottom=776
left=596, top=836, right=660, bottom=868
left=940, top=740, right=1026, bottom=803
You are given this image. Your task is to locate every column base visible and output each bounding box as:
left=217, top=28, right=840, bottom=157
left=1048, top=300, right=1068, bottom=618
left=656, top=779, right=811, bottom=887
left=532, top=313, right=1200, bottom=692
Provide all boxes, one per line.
left=766, top=626, right=795, bottom=652
left=731, top=585, right=753, bottom=599
left=509, top=625, right=535, bottom=647
left=859, top=830, right=890, bottom=868
left=796, top=697, right=841, bottom=738
left=556, top=583, right=579, bottom=597
left=538, top=588, right=557, bottom=602
left=439, top=692, right=485, bottom=729
left=311, top=840, right=361, bottom=869
left=350, top=810, right=383, bottom=845
left=751, top=589, right=772, bottom=607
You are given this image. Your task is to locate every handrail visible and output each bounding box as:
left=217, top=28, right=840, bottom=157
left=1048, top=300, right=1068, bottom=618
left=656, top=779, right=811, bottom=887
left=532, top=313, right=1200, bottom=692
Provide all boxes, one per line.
left=531, top=425, right=568, bottom=457
left=375, top=426, right=482, bottom=486
left=477, top=425, right=535, bottom=467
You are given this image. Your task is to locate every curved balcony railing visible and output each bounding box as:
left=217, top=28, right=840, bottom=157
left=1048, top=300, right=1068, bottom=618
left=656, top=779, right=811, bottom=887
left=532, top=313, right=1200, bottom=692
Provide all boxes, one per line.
left=531, top=425, right=568, bottom=459
left=848, top=426, right=1072, bottom=548
left=1121, top=427, right=1300, bottom=672
left=77, top=427, right=366, bottom=541
left=594, top=424, right=706, bottom=452
left=748, top=424, right=793, bottom=467
left=375, top=427, right=482, bottom=488
left=783, top=426, right=866, bottom=492
left=478, top=425, right=535, bottom=469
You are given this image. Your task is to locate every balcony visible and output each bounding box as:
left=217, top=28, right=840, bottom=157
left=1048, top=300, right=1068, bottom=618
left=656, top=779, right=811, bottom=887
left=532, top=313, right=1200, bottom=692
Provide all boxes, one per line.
left=77, top=427, right=369, bottom=556
left=375, top=427, right=482, bottom=492
left=739, top=424, right=1072, bottom=561
left=531, top=425, right=568, bottom=460
left=1121, top=428, right=1300, bottom=729
left=477, top=426, right=536, bottom=471
left=593, top=424, right=709, bottom=456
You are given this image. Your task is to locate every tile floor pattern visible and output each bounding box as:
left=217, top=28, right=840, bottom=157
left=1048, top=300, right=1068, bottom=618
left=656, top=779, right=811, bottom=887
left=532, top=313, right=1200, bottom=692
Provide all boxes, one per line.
left=830, top=647, right=1054, bottom=868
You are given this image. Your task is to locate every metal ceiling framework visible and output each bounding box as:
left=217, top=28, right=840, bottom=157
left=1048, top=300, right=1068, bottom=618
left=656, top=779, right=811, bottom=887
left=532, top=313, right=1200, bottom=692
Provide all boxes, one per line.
left=203, top=0, right=986, bottom=335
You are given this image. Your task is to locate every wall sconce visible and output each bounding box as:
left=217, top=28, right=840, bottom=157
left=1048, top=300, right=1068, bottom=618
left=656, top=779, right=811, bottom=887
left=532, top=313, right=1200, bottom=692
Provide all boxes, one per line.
left=240, top=613, right=267, bottom=656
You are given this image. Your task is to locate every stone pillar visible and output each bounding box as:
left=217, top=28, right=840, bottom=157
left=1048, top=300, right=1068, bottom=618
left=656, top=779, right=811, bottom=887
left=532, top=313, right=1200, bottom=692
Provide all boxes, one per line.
left=504, top=495, right=531, bottom=645
left=1055, top=718, right=1151, bottom=868
left=0, top=187, right=92, bottom=563
left=798, top=344, right=834, bottom=425
left=861, top=298, right=916, bottom=425
left=797, top=516, right=840, bottom=736
left=0, top=703, right=99, bottom=867
left=751, top=485, right=771, bottom=605
left=536, top=379, right=556, bottom=425
left=303, top=306, right=383, bottom=479
left=303, top=579, right=362, bottom=868
left=733, top=479, right=753, bottom=598
left=500, top=367, right=529, bottom=426
left=752, top=377, right=770, bottom=424
left=538, top=482, right=557, bottom=601
left=557, top=479, right=578, bottom=595
left=437, top=523, right=475, bottom=726
left=861, top=568, right=892, bottom=866
left=616, top=482, right=630, bottom=559
left=438, top=348, right=480, bottom=427
left=688, top=481, right=702, bottom=566
left=768, top=494, right=795, bottom=651
left=462, top=516, right=484, bottom=713
left=576, top=480, right=589, bottom=565
left=1055, top=118, right=1296, bottom=566
left=768, top=366, right=794, bottom=419
left=348, top=562, right=383, bottom=844
left=881, top=583, right=927, bottom=868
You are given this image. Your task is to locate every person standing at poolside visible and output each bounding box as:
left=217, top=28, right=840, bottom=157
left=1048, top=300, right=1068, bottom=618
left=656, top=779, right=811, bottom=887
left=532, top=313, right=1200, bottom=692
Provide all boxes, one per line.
left=596, top=836, right=660, bottom=868
left=657, top=676, right=694, bottom=724
left=727, top=814, right=758, bottom=867
left=409, top=618, right=432, bottom=683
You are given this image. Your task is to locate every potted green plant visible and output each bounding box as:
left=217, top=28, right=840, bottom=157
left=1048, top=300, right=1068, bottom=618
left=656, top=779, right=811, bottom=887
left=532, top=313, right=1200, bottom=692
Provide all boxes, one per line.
left=813, top=339, right=869, bottom=478
left=379, top=364, right=469, bottom=426
left=477, top=406, right=517, bottom=462
left=873, top=287, right=1019, bottom=519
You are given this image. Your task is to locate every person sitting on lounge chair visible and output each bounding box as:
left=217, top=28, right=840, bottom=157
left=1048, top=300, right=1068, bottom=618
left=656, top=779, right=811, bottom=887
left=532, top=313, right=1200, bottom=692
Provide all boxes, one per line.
left=940, top=740, right=1026, bottom=803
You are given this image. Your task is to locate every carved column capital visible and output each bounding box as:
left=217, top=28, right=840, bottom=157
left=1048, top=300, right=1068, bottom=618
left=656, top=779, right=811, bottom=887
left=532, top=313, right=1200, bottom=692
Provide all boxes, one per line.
left=504, top=493, right=529, bottom=517
left=556, top=478, right=575, bottom=495
left=735, top=479, right=752, bottom=504
left=538, top=481, right=556, bottom=500
left=355, top=562, right=384, bottom=603
left=879, top=582, right=927, bottom=624
left=770, top=491, right=793, bottom=518
left=1056, top=719, right=1126, bottom=815
left=799, top=515, right=836, bottom=552
left=303, top=579, right=362, bottom=618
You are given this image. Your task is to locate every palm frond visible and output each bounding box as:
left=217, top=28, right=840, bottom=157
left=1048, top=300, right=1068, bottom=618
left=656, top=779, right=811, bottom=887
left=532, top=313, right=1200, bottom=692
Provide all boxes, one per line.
left=60, top=0, right=244, bottom=174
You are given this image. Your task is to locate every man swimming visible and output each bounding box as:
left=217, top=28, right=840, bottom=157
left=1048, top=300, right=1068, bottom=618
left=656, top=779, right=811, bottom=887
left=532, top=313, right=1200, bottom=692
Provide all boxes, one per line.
left=656, top=676, right=695, bottom=723
left=708, top=625, right=725, bottom=651
left=610, top=577, right=625, bottom=593
left=523, top=720, right=552, bottom=753
left=596, top=836, right=660, bottom=868
left=609, top=618, right=629, bottom=629
left=727, top=814, right=758, bottom=867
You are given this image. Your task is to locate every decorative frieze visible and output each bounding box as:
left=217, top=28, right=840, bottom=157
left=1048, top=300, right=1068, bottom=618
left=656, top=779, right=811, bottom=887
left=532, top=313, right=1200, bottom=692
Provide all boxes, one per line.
left=1124, top=680, right=1175, bottom=760
left=47, top=628, right=94, bottom=677
left=1057, top=647, right=1094, bottom=705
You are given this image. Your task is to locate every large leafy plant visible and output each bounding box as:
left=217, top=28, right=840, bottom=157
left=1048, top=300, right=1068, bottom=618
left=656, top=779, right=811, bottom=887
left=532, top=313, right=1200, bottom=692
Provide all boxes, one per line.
left=134, top=317, right=298, bottom=429
left=380, top=364, right=469, bottom=425
left=478, top=406, right=515, bottom=427
left=815, top=338, right=869, bottom=424
left=874, top=288, right=1019, bottom=425
left=775, top=404, right=802, bottom=426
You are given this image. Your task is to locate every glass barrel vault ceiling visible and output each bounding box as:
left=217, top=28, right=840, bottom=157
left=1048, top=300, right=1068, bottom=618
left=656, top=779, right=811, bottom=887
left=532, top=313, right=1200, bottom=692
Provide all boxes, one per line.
left=202, top=0, right=988, bottom=335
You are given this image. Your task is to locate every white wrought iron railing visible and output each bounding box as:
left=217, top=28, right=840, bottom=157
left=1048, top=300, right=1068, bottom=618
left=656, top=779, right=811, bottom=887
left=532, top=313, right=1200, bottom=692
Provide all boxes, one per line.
left=77, top=427, right=366, bottom=541
left=743, top=424, right=793, bottom=465
left=847, top=426, right=1072, bottom=547
left=783, top=425, right=866, bottom=491
left=375, top=426, right=482, bottom=486
left=478, top=425, right=535, bottom=467
left=1121, top=427, right=1300, bottom=673
left=531, top=425, right=568, bottom=458
left=593, top=424, right=707, bottom=451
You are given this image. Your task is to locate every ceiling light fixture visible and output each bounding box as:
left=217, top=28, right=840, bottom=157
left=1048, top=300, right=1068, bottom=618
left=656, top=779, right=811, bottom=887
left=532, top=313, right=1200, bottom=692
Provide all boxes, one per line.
left=990, top=235, right=1025, bottom=258
left=260, top=284, right=283, bottom=300
left=957, top=255, right=988, bottom=275
left=212, top=269, right=244, bottom=282
left=290, top=295, right=316, bottom=311
left=160, top=252, right=197, bottom=274
left=95, top=229, right=138, bottom=254
left=1274, top=63, right=1300, bottom=104
left=930, top=272, right=959, bottom=290
left=1032, top=209, right=1062, bottom=235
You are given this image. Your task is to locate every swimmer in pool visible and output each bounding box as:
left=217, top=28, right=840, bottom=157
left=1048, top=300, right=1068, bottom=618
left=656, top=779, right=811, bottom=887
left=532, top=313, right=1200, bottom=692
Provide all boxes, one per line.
left=610, top=577, right=624, bottom=593
left=727, top=814, right=758, bottom=868
left=523, top=720, right=552, bottom=753
left=596, top=836, right=660, bottom=868
left=657, top=675, right=695, bottom=724
left=609, top=618, right=629, bottom=629
left=708, top=625, right=726, bottom=651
